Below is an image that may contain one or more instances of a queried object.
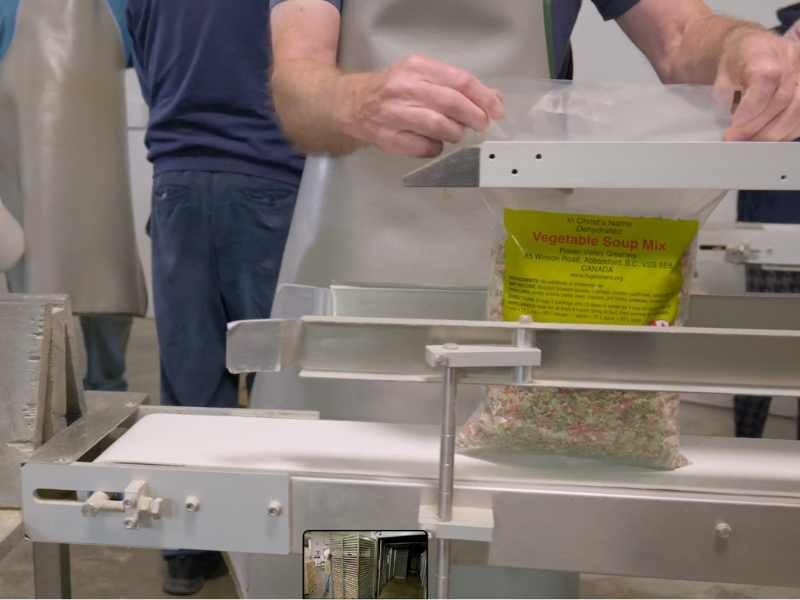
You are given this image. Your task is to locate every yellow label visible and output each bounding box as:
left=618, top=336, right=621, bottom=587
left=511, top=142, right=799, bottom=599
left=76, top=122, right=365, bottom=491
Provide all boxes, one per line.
left=503, top=209, right=699, bottom=326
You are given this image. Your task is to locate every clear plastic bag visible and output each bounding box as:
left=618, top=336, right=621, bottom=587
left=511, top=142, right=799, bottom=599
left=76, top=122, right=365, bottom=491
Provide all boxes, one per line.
left=457, top=81, right=729, bottom=469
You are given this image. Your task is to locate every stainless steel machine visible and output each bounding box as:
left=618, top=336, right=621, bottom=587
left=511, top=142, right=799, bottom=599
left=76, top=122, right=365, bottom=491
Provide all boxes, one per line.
left=18, top=140, right=800, bottom=599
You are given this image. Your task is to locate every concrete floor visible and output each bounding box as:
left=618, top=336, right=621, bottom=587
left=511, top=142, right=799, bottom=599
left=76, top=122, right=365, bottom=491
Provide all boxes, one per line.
left=1, top=317, right=799, bottom=599
left=379, top=577, right=425, bottom=599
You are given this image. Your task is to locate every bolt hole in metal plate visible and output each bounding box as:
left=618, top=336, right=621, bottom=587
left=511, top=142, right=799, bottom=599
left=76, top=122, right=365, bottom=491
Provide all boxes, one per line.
left=479, top=141, right=800, bottom=189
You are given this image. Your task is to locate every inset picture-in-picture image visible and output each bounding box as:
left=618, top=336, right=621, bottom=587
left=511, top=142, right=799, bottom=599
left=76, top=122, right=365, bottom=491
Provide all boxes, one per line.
left=303, top=530, right=429, bottom=599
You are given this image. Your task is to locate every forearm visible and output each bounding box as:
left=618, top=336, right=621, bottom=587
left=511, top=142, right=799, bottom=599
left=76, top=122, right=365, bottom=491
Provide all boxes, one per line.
left=662, top=14, right=766, bottom=84
left=271, top=59, right=365, bottom=156
left=619, top=1, right=767, bottom=85
left=270, top=0, right=503, bottom=158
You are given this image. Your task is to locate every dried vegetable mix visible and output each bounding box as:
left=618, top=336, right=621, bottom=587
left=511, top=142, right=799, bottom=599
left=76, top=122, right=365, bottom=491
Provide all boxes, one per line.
left=457, top=208, right=702, bottom=469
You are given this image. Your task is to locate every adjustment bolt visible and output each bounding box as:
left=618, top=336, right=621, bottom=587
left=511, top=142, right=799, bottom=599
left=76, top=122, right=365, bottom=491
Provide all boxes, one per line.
left=267, top=500, right=283, bottom=517
left=715, top=522, right=733, bottom=540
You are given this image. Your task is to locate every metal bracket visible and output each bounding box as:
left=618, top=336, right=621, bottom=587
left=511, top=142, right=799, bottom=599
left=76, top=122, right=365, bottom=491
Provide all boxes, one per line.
left=700, top=224, right=800, bottom=271
left=418, top=504, right=494, bottom=543
left=425, top=344, right=541, bottom=370
left=428, top=320, right=541, bottom=598
left=403, top=142, right=800, bottom=190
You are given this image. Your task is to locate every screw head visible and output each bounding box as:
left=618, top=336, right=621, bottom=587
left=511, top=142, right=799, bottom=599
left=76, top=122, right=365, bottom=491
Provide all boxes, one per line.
left=123, top=517, right=137, bottom=530
left=715, top=522, right=733, bottom=540
left=267, top=500, right=283, bottom=517
left=185, top=496, right=200, bottom=512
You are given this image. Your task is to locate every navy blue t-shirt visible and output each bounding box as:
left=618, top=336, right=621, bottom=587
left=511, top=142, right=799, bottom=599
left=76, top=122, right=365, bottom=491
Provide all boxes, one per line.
left=269, top=0, right=640, bottom=77
left=127, top=0, right=304, bottom=184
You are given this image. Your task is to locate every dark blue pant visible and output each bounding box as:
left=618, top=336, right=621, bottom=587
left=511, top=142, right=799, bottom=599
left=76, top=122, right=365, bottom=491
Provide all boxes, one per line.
left=150, top=171, right=297, bottom=410
left=80, top=315, right=132, bottom=392
left=733, top=266, right=800, bottom=439
left=151, top=171, right=297, bottom=561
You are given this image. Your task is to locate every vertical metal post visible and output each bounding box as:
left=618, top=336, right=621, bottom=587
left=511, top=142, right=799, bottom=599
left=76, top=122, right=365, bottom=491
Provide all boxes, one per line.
left=33, top=542, right=71, bottom=599
left=436, top=537, right=451, bottom=600
left=514, top=315, right=534, bottom=385
left=436, top=364, right=457, bottom=599
left=438, top=365, right=457, bottom=521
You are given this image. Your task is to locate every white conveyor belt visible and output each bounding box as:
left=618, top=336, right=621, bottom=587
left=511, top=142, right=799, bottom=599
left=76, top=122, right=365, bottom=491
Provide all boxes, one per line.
left=97, top=414, right=800, bottom=499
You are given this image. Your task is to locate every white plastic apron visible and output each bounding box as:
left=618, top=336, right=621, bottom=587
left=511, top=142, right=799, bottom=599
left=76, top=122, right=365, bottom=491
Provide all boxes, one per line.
left=256, top=0, right=553, bottom=424
left=244, top=2, right=578, bottom=598
left=0, top=0, right=147, bottom=315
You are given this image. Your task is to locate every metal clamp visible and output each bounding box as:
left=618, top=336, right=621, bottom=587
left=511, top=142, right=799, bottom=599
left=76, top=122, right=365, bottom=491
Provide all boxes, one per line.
left=425, top=320, right=540, bottom=599
left=82, top=481, right=164, bottom=530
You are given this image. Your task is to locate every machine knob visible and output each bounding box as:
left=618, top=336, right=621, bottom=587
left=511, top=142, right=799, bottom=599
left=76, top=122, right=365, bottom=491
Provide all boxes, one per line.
left=715, top=522, right=733, bottom=540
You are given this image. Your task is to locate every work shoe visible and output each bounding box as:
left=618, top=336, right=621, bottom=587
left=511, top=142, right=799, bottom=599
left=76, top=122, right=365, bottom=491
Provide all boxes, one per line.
left=163, top=552, right=228, bottom=596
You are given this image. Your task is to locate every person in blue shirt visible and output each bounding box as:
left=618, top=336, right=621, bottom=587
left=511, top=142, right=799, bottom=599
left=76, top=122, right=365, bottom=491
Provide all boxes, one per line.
left=733, top=3, right=800, bottom=442
left=125, top=0, right=303, bottom=594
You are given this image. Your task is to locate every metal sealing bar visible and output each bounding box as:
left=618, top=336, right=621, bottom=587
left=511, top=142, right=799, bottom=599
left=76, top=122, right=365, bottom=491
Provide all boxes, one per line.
left=479, top=141, right=800, bottom=190
left=273, top=285, right=800, bottom=331
left=227, top=317, right=800, bottom=396
left=404, top=142, right=800, bottom=189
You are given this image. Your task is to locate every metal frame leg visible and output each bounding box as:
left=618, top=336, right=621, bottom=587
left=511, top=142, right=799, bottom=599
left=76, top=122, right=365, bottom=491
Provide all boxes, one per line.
left=436, top=365, right=457, bottom=599
left=33, top=542, right=71, bottom=599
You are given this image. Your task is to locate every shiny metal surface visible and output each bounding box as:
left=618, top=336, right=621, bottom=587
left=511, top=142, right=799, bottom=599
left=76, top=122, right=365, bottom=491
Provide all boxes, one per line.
left=26, top=404, right=139, bottom=466
left=287, top=478, right=800, bottom=587
left=437, top=367, right=457, bottom=598
left=0, top=294, right=87, bottom=507
left=276, top=284, right=800, bottom=330
left=437, top=537, right=451, bottom=599
left=406, top=142, right=800, bottom=190
left=438, top=368, right=457, bottom=522
left=403, top=147, right=481, bottom=188
left=24, top=462, right=292, bottom=555
left=20, top=406, right=800, bottom=588
left=136, top=405, right=318, bottom=421
left=0, top=0, right=146, bottom=314
left=687, top=293, right=800, bottom=330
left=699, top=223, right=800, bottom=269
left=230, top=316, right=800, bottom=396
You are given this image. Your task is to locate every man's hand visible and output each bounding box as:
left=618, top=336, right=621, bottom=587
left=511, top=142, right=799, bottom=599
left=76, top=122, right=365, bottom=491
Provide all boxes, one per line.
left=618, top=0, right=800, bottom=142
left=717, top=28, right=800, bottom=141
left=337, top=55, right=505, bottom=158
left=271, top=0, right=503, bottom=157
